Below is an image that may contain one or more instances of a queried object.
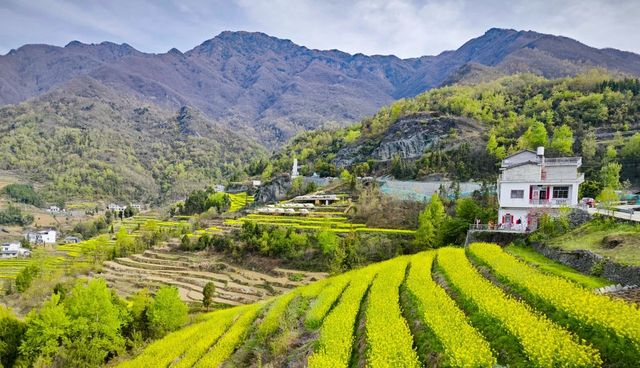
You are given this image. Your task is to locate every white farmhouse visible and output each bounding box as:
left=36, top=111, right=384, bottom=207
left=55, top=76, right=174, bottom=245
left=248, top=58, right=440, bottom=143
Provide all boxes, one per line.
left=107, top=203, right=126, bottom=212
left=24, top=229, right=57, bottom=245
left=497, top=147, right=584, bottom=231
left=1, top=242, right=31, bottom=258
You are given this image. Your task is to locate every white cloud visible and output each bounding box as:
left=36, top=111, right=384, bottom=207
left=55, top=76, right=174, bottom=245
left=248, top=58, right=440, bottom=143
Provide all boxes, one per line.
left=0, top=0, right=638, bottom=57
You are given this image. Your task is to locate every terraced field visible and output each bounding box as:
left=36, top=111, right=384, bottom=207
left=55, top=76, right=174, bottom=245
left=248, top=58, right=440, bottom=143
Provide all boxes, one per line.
left=120, top=243, right=640, bottom=368
left=100, top=248, right=326, bottom=306
left=227, top=192, right=255, bottom=213
left=0, top=215, right=192, bottom=291
left=225, top=207, right=416, bottom=235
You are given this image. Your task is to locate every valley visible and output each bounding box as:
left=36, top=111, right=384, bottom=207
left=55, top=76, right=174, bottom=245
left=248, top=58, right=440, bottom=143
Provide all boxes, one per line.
left=2, top=13, right=640, bottom=368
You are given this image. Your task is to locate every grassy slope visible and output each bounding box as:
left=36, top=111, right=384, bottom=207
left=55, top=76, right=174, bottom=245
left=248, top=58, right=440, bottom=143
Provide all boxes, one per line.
left=505, top=245, right=610, bottom=288
left=546, top=222, right=640, bottom=266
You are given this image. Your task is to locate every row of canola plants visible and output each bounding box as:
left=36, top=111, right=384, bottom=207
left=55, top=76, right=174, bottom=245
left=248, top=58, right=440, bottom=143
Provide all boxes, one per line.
left=119, top=243, right=640, bottom=367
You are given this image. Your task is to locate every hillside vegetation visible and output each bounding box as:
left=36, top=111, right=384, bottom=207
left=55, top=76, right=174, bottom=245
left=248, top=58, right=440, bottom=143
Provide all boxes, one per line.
left=0, top=78, right=265, bottom=203
left=3, top=29, right=640, bottom=145
left=269, top=72, right=640, bottom=187
left=119, top=244, right=640, bottom=368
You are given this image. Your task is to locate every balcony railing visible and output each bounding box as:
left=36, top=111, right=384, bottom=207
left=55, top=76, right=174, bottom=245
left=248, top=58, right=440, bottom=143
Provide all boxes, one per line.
left=468, top=224, right=529, bottom=233
left=529, top=199, right=570, bottom=206
left=544, top=157, right=582, bottom=166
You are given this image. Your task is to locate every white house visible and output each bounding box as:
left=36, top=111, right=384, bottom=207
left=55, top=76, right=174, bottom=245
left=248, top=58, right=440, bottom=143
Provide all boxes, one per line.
left=47, top=206, right=62, bottom=213
left=24, top=229, right=57, bottom=245
left=497, top=147, right=584, bottom=231
left=1, top=242, right=31, bottom=258
left=107, top=203, right=126, bottom=212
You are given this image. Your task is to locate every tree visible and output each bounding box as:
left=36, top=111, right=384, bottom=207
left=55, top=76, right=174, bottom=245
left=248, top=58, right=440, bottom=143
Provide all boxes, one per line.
left=146, top=286, right=188, bottom=338
left=581, top=129, right=597, bottom=160
left=115, top=227, right=136, bottom=257
left=0, top=306, right=26, bottom=368
left=127, top=289, right=153, bottom=340
left=600, top=162, right=621, bottom=189
left=604, top=144, right=618, bottom=162
left=455, top=198, right=483, bottom=223
left=317, top=229, right=340, bottom=255
left=597, top=187, right=619, bottom=212
left=520, top=121, right=548, bottom=150
left=261, top=163, right=274, bottom=182
left=621, top=133, right=640, bottom=182
left=202, top=282, right=216, bottom=310
left=486, top=132, right=498, bottom=155
left=19, top=294, right=70, bottom=366
left=415, top=194, right=447, bottom=249
left=63, top=279, right=125, bottom=367
left=550, top=125, right=574, bottom=155
left=14, top=264, right=40, bottom=293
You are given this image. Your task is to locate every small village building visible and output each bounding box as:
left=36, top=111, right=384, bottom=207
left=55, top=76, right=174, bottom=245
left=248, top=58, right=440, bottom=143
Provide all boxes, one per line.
left=214, top=184, right=226, bottom=192
left=497, top=147, right=584, bottom=231
left=291, top=194, right=340, bottom=206
left=107, top=203, right=126, bottom=212
left=47, top=206, right=62, bottom=213
left=64, top=236, right=81, bottom=244
left=24, top=229, right=57, bottom=245
left=251, top=180, right=262, bottom=187
left=131, top=204, right=142, bottom=211
left=1, top=242, right=31, bottom=258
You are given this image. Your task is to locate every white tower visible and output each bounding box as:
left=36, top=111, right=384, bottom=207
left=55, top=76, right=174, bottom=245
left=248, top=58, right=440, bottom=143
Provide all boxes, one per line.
left=292, top=158, right=300, bottom=178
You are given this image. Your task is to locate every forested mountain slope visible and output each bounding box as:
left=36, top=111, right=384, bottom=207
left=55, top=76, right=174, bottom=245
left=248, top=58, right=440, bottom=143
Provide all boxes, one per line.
left=269, top=72, right=640, bottom=191
left=0, top=77, right=265, bottom=203
left=2, top=28, right=640, bottom=144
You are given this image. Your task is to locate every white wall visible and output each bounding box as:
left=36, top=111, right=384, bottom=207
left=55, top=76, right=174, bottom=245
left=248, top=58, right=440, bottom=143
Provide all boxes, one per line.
left=498, top=208, right=529, bottom=227
left=499, top=182, right=532, bottom=208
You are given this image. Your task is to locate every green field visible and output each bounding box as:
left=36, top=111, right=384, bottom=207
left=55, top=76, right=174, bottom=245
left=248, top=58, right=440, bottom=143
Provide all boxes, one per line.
left=120, top=243, right=640, bottom=367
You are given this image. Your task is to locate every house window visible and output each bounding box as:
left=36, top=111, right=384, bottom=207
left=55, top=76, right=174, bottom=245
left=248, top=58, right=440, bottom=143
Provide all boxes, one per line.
left=553, top=186, right=569, bottom=199
left=510, top=190, right=524, bottom=199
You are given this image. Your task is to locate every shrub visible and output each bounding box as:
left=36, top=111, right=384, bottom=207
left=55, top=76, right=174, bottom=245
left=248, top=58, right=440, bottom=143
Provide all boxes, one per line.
left=146, top=286, right=188, bottom=338
left=2, top=184, right=43, bottom=207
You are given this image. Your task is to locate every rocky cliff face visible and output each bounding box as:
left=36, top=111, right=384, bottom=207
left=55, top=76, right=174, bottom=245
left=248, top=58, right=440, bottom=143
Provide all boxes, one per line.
left=254, top=175, right=292, bottom=204
left=333, top=113, right=484, bottom=167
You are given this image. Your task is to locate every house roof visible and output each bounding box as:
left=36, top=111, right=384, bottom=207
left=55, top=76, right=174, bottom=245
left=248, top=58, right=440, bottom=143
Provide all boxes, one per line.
left=500, top=160, right=541, bottom=170
left=503, top=149, right=537, bottom=160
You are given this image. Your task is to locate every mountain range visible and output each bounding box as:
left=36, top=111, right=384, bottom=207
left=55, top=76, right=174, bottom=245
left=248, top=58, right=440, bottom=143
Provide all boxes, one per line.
left=2, top=28, right=640, bottom=146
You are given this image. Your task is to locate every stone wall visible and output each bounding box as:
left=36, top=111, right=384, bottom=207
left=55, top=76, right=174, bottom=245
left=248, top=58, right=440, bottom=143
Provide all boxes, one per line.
left=465, top=231, right=528, bottom=246
left=531, top=243, right=640, bottom=286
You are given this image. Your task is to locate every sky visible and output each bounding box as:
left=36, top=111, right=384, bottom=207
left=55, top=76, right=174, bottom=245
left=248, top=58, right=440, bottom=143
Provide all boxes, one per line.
left=0, top=0, right=638, bottom=58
